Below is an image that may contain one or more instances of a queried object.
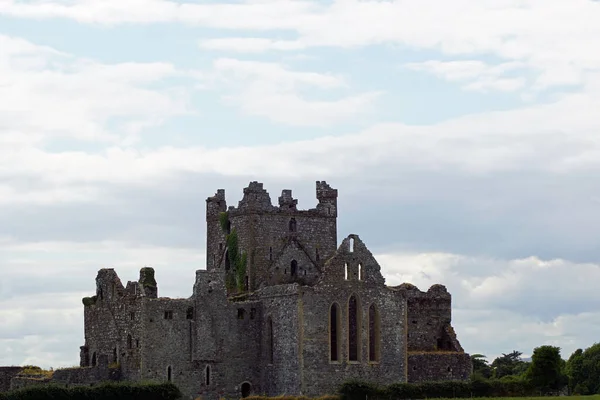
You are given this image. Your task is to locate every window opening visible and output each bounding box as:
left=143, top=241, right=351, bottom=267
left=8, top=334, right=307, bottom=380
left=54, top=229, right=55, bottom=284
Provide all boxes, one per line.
left=91, top=352, right=97, bottom=367
left=186, top=307, right=194, bottom=320
left=359, top=263, right=363, bottom=281
left=330, top=303, right=340, bottom=362
left=237, top=308, right=245, bottom=319
left=269, top=247, right=273, bottom=261
left=164, top=310, right=173, bottom=320
left=127, top=334, right=133, bottom=349
left=291, top=260, right=298, bottom=277
left=344, top=263, right=348, bottom=280
left=289, top=218, right=297, bottom=232
left=241, top=382, right=252, bottom=398
left=205, top=365, right=211, bottom=386
left=348, top=295, right=360, bottom=361
left=167, top=366, right=172, bottom=382
left=349, top=237, right=354, bottom=252
left=267, top=317, right=274, bottom=364
left=130, top=312, right=135, bottom=320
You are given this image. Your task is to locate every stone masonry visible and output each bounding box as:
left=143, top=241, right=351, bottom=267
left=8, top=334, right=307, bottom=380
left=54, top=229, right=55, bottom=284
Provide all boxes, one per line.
left=1, top=181, right=472, bottom=398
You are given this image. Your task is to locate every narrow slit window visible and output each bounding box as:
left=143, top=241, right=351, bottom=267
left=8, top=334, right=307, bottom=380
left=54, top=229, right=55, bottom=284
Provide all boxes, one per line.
left=267, top=317, right=274, bottom=364
left=205, top=365, right=211, bottom=386
left=330, top=303, right=340, bottom=362
left=348, top=295, right=360, bottom=361
left=349, top=237, right=354, bottom=252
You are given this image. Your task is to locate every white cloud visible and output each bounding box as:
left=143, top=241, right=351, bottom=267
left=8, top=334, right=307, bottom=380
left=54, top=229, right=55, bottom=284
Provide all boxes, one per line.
left=199, top=38, right=306, bottom=53
left=210, top=58, right=381, bottom=126
left=1, top=74, right=600, bottom=206
left=0, top=35, right=194, bottom=147
left=405, top=60, right=527, bottom=92
left=4, top=0, right=599, bottom=91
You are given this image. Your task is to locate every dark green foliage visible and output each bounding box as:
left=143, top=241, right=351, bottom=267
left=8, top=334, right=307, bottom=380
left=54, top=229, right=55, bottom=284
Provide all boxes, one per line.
left=338, top=377, right=536, bottom=400
left=81, top=296, right=97, bottom=307
left=2, top=382, right=181, bottom=400
left=524, top=345, right=567, bottom=393
left=224, top=228, right=248, bottom=293
left=491, top=350, right=529, bottom=379
left=566, top=343, right=600, bottom=394
left=219, top=212, right=229, bottom=232
left=471, top=353, right=492, bottom=379
left=338, top=380, right=381, bottom=400
left=139, top=268, right=157, bottom=288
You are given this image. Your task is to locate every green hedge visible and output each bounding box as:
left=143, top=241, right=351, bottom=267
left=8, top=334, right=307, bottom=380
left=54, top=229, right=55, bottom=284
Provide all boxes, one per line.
left=339, top=377, right=536, bottom=400
left=0, top=382, right=181, bottom=400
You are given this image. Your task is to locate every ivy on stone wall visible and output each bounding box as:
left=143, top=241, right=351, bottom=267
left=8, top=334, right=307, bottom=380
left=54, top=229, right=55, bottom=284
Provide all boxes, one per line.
left=139, top=267, right=157, bottom=288
left=219, top=212, right=248, bottom=293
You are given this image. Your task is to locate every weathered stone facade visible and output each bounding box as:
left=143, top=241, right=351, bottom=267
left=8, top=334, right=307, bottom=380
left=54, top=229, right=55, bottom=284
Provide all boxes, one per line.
left=2, top=181, right=472, bottom=398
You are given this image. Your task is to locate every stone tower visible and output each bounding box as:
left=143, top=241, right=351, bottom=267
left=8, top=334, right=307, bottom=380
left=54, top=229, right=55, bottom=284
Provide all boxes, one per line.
left=205, top=181, right=338, bottom=291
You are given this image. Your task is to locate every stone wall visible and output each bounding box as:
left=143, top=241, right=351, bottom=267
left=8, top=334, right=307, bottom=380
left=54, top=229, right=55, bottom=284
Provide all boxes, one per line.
left=407, top=352, right=472, bottom=383
left=9, top=376, right=51, bottom=391
left=399, top=283, right=462, bottom=353
left=0, top=367, right=22, bottom=392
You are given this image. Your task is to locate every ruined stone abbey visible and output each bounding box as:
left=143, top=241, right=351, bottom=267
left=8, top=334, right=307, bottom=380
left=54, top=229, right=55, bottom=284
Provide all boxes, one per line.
left=1, top=181, right=472, bottom=398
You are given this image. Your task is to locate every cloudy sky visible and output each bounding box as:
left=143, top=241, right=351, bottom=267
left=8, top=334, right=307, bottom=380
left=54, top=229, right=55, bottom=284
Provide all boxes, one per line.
left=2, top=0, right=600, bottom=369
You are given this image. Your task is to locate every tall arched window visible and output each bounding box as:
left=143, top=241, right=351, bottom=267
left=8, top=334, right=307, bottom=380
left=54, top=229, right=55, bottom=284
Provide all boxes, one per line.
left=291, top=260, right=298, bottom=277
left=267, top=317, right=274, bottom=364
left=289, top=218, right=297, bottom=232
left=369, top=304, right=380, bottom=362
left=348, top=295, right=361, bottom=361
left=330, top=303, right=340, bottom=362
left=91, top=352, right=97, bottom=367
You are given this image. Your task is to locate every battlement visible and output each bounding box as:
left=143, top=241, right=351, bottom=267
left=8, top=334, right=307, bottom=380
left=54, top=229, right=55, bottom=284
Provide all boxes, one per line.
left=316, top=180, right=338, bottom=200
left=206, top=181, right=338, bottom=220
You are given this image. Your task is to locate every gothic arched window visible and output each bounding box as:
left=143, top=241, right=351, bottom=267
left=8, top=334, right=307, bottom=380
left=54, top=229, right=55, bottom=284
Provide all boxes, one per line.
left=348, top=295, right=361, bottom=361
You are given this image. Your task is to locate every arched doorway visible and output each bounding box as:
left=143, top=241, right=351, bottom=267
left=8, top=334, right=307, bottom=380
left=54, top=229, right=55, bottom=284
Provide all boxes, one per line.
left=241, top=382, right=252, bottom=398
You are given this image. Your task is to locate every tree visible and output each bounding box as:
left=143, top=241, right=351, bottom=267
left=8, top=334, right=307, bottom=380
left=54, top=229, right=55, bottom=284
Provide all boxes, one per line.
left=525, top=345, right=567, bottom=393
left=565, top=343, right=600, bottom=394
left=491, top=350, right=527, bottom=378
left=471, top=354, right=492, bottom=379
